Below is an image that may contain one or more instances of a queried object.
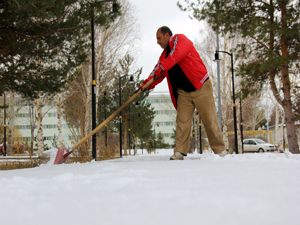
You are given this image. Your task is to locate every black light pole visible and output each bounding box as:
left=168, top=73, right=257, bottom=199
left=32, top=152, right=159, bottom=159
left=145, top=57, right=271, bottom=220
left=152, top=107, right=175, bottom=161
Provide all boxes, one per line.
left=91, top=0, right=118, bottom=160
left=3, top=93, right=7, bottom=156
left=128, top=103, right=131, bottom=151
left=118, top=74, right=134, bottom=158
left=119, top=76, right=122, bottom=157
left=153, top=123, right=159, bottom=151
left=141, top=138, right=144, bottom=154
left=30, top=102, right=34, bottom=156
left=192, top=115, right=196, bottom=152
left=239, top=95, right=244, bottom=153
left=196, top=112, right=202, bottom=154
left=199, top=122, right=202, bottom=154
left=132, top=101, right=139, bottom=156
left=103, top=91, right=107, bottom=147
left=91, top=5, right=97, bottom=160
left=215, top=51, right=238, bottom=154
left=154, top=124, right=156, bottom=150
left=282, top=122, right=285, bottom=151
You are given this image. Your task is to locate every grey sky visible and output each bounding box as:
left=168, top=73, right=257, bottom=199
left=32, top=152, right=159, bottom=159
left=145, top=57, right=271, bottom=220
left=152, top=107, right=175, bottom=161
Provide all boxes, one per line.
left=129, top=0, right=202, bottom=93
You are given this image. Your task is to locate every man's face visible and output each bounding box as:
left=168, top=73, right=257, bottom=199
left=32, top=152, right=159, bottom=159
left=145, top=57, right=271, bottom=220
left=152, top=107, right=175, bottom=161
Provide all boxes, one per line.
left=156, top=30, right=171, bottom=49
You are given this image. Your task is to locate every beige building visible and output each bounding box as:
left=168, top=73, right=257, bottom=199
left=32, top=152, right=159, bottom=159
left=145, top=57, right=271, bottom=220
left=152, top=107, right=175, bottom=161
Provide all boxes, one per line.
left=146, top=94, right=176, bottom=146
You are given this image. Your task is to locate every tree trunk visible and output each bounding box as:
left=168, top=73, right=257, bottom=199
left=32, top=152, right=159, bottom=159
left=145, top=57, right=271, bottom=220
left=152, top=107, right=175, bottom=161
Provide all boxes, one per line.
left=222, top=125, right=229, bottom=152
left=35, top=98, right=44, bottom=155
left=281, top=111, right=286, bottom=150
left=28, top=101, right=35, bottom=156
left=274, top=104, right=280, bottom=146
left=7, top=93, right=15, bottom=155
left=279, top=1, right=299, bottom=153
left=282, top=94, right=299, bottom=153
left=56, top=95, right=64, bottom=148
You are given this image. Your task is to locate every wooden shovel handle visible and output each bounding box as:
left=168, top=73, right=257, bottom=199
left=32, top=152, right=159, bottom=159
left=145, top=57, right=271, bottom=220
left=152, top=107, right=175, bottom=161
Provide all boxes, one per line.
left=72, top=77, right=155, bottom=150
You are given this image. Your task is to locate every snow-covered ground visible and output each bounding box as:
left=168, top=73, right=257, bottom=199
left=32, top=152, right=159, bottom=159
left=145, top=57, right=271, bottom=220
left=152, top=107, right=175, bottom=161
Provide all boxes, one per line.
left=0, top=149, right=300, bottom=225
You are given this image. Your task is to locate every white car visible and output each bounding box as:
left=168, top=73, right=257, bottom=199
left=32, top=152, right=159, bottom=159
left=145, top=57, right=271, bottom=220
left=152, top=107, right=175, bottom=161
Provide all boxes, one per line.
left=243, top=138, right=277, bottom=152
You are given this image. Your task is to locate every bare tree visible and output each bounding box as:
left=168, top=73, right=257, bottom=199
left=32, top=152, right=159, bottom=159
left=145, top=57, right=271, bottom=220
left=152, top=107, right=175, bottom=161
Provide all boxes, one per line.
left=34, top=98, right=44, bottom=155
left=3, top=93, right=26, bottom=155
left=195, top=24, right=241, bottom=151
left=55, top=94, right=65, bottom=148
left=34, top=96, right=56, bottom=155
left=63, top=0, right=138, bottom=157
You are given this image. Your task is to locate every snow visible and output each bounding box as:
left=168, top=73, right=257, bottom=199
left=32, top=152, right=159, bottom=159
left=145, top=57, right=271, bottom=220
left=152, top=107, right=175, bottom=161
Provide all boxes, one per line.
left=1, top=149, right=300, bottom=225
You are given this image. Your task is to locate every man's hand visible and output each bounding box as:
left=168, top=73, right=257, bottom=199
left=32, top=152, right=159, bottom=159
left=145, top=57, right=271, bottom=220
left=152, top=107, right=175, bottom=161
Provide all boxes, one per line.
left=139, top=75, right=159, bottom=91
left=139, top=79, right=148, bottom=91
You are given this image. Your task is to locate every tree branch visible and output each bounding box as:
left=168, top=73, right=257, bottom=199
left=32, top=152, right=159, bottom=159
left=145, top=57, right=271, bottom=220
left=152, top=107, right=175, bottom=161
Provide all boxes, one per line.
left=248, top=34, right=270, bottom=50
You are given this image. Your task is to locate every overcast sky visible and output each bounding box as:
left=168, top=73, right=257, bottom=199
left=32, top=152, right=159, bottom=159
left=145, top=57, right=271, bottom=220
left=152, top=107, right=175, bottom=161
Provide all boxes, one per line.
left=128, top=0, right=202, bottom=93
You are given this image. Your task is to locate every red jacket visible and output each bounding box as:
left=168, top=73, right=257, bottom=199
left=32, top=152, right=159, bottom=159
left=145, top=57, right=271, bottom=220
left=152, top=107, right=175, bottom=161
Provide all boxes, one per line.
left=144, top=34, right=208, bottom=109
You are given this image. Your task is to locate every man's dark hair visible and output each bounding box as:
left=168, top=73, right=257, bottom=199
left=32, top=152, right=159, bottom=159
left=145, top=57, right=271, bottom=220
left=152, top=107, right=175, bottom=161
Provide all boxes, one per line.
left=158, top=26, right=173, bottom=36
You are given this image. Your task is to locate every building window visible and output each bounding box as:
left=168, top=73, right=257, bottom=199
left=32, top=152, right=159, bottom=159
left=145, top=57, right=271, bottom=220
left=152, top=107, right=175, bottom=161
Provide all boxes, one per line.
left=43, top=136, right=54, bottom=141
left=154, top=122, right=175, bottom=127
left=15, top=125, right=31, bottom=129
left=43, top=124, right=57, bottom=129
left=48, top=112, right=57, bottom=117
left=155, top=110, right=176, bottom=115
left=16, top=113, right=30, bottom=118
left=148, top=98, right=171, bottom=104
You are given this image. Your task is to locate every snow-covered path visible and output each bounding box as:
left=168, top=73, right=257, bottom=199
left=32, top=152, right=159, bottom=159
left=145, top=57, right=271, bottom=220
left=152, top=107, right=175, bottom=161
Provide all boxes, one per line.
left=1, top=151, right=300, bottom=225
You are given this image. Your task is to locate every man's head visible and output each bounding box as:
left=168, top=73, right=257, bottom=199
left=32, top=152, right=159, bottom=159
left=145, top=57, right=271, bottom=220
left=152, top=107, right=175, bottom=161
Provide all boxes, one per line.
left=156, top=26, right=173, bottom=49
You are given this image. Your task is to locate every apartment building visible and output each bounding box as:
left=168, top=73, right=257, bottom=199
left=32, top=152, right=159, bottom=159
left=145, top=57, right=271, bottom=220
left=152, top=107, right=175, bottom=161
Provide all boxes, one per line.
left=12, top=102, right=72, bottom=149
left=146, top=93, right=176, bottom=146
left=2, top=93, right=176, bottom=150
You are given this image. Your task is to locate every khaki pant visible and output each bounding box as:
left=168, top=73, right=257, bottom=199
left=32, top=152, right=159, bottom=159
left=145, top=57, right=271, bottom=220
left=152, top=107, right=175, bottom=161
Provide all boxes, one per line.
left=175, top=79, right=225, bottom=154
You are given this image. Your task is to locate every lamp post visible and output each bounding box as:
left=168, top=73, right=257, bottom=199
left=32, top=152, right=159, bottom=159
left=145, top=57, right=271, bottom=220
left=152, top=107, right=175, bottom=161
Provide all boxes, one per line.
left=239, top=95, right=244, bottom=153
left=195, top=112, right=202, bottom=154
left=215, top=50, right=238, bottom=154
left=91, top=0, right=118, bottom=160
left=118, top=74, right=134, bottom=158
left=132, top=101, right=139, bottom=156
left=282, top=122, right=285, bottom=151
left=128, top=99, right=131, bottom=152
left=199, top=122, right=202, bottom=154
left=154, top=124, right=156, bottom=150
left=29, top=101, right=34, bottom=156
left=103, top=91, right=108, bottom=147
left=153, top=123, right=159, bottom=151
left=216, top=33, right=222, bottom=130
left=3, top=93, right=7, bottom=156
left=192, top=115, right=196, bottom=152
left=91, top=3, right=97, bottom=160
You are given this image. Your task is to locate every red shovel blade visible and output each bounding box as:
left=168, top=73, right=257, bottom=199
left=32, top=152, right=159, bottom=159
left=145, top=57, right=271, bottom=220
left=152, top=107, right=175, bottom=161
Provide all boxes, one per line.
left=54, top=148, right=72, bottom=164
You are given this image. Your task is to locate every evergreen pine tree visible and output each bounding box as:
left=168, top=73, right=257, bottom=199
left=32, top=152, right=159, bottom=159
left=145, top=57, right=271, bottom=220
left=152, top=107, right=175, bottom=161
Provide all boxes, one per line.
left=0, top=0, right=121, bottom=98
left=102, top=54, right=155, bottom=148
left=178, top=0, right=299, bottom=153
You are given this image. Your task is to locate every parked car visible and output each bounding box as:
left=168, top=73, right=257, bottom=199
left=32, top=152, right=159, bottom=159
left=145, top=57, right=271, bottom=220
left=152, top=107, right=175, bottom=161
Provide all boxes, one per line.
left=243, top=138, right=277, bottom=152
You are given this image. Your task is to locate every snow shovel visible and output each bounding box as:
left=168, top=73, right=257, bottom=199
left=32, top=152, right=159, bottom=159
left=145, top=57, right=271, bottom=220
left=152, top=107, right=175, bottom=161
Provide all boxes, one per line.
left=54, top=77, right=155, bottom=164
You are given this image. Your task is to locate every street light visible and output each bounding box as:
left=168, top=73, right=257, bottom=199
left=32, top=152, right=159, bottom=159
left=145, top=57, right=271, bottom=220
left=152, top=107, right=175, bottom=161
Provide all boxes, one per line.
left=91, top=0, right=118, bottom=160
left=282, top=122, right=285, bottom=151
left=1, top=93, right=7, bottom=156
left=29, top=101, right=34, bottom=155
left=132, top=101, right=139, bottom=156
left=3, top=93, right=6, bottom=156
left=199, top=121, right=203, bottom=154
left=153, top=123, right=159, bottom=151
left=119, top=74, right=134, bottom=158
left=215, top=50, right=238, bottom=154
left=239, top=94, right=244, bottom=153
left=195, top=112, right=202, bottom=154
left=103, top=91, right=108, bottom=147
left=216, top=33, right=222, bottom=130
